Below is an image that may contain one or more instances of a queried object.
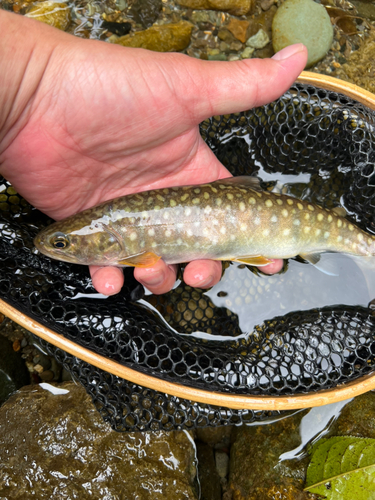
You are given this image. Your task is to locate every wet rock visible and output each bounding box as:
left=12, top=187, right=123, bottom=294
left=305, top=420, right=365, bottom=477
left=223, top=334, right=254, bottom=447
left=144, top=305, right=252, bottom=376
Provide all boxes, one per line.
left=326, top=392, right=375, bottom=438
left=215, top=450, right=229, bottom=479
left=175, top=0, right=254, bottom=17
left=128, top=0, right=162, bottom=28
left=247, top=5, right=277, bottom=40
left=335, top=31, right=375, bottom=94
left=196, top=441, right=222, bottom=500
left=350, top=0, right=375, bottom=22
left=25, top=1, right=71, bottom=31
left=272, top=0, right=333, bottom=68
left=226, top=18, right=250, bottom=43
left=112, top=21, right=193, bottom=52
left=228, top=411, right=314, bottom=499
left=260, top=0, right=275, bottom=11
left=196, top=426, right=233, bottom=448
left=218, top=27, right=237, bottom=44
left=0, top=382, right=198, bottom=499
left=241, top=46, right=255, bottom=58
left=0, top=335, right=29, bottom=406
left=246, top=28, right=269, bottom=49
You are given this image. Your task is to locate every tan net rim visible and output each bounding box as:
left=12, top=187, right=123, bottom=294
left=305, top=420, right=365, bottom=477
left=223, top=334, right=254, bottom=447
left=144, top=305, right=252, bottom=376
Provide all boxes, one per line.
left=2, top=73, right=375, bottom=411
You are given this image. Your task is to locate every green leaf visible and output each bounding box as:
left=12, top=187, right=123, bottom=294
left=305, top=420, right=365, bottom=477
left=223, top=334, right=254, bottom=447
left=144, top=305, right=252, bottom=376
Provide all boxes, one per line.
left=304, top=436, right=375, bottom=499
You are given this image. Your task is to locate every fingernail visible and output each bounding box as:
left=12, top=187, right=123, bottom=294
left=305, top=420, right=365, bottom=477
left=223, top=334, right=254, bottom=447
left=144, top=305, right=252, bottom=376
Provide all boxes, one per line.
left=139, top=271, right=164, bottom=288
left=272, top=43, right=305, bottom=61
left=194, top=274, right=215, bottom=288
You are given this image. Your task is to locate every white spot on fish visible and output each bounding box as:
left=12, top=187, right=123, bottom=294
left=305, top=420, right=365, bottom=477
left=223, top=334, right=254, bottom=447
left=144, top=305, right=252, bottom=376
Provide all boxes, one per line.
left=283, top=229, right=290, bottom=236
left=204, top=205, right=212, bottom=214
left=262, top=228, right=270, bottom=236
left=156, top=194, right=165, bottom=202
left=239, top=202, right=246, bottom=212
left=297, top=203, right=303, bottom=210
left=140, top=241, right=145, bottom=248
left=287, top=199, right=293, bottom=206
left=185, top=208, right=192, bottom=216
left=220, top=227, right=226, bottom=234
left=337, top=220, right=342, bottom=228
left=177, top=238, right=182, bottom=245
left=194, top=188, right=200, bottom=194
left=293, top=219, right=300, bottom=226
left=148, top=228, right=155, bottom=236
left=304, top=227, right=311, bottom=234
left=240, top=223, right=247, bottom=231
left=165, top=230, right=172, bottom=237
left=265, top=199, right=273, bottom=208
left=249, top=197, right=256, bottom=205
left=216, top=198, right=222, bottom=206
left=304, top=213, right=310, bottom=220
left=181, top=194, right=189, bottom=202
left=317, top=214, right=324, bottom=221
left=170, top=199, right=177, bottom=207
left=276, top=199, right=283, bottom=205
left=177, top=223, right=183, bottom=229
left=192, top=198, right=200, bottom=205
left=282, top=209, right=288, bottom=217
left=230, top=235, right=235, bottom=241
left=328, top=215, right=333, bottom=222
left=204, top=192, right=210, bottom=200
left=163, top=211, right=169, bottom=220
left=349, top=224, right=354, bottom=231
left=358, top=233, right=363, bottom=241
left=226, top=193, right=234, bottom=200
left=337, top=234, right=343, bottom=242
left=315, top=229, right=321, bottom=236
left=271, top=215, right=278, bottom=223
left=324, top=231, right=330, bottom=239
left=194, top=221, right=200, bottom=227
left=345, top=238, right=350, bottom=245
left=187, top=229, right=193, bottom=236
left=254, top=217, right=261, bottom=226
left=130, top=232, right=137, bottom=241
left=212, top=219, right=219, bottom=226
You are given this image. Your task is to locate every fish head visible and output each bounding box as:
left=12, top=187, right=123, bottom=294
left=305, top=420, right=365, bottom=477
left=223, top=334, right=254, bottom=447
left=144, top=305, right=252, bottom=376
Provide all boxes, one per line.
left=34, top=218, right=123, bottom=266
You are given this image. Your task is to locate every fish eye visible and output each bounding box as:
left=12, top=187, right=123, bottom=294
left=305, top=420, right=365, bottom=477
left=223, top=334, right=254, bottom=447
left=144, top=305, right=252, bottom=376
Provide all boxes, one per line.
left=51, top=232, right=69, bottom=249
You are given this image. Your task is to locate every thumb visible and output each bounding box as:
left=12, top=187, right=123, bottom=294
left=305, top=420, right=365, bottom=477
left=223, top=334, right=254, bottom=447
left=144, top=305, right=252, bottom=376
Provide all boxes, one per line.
left=183, top=44, right=308, bottom=122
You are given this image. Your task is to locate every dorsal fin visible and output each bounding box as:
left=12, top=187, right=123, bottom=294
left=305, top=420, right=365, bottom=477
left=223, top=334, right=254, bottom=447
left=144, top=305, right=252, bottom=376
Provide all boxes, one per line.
left=213, top=176, right=262, bottom=191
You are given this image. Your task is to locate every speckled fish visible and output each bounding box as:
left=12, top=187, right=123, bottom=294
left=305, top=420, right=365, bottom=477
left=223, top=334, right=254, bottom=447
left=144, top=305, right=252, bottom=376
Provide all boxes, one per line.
left=34, top=177, right=375, bottom=268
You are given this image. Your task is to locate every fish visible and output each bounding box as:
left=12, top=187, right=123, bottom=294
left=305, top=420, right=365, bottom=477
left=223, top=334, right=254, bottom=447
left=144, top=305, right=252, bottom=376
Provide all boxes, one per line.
left=34, top=176, right=375, bottom=269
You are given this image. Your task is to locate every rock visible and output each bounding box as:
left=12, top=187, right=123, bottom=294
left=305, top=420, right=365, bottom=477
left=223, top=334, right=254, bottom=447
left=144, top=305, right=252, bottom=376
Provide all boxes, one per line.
left=196, top=426, right=233, bottom=448
left=261, top=0, right=275, bottom=10
left=0, top=335, right=30, bottom=406
left=0, top=382, right=198, bottom=499
left=215, top=451, right=229, bottom=479
left=25, top=1, right=71, bottom=31
left=218, top=28, right=237, bottom=43
left=196, top=441, right=222, bottom=500
left=326, top=392, right=375, bottom=438
left=272, top=0, right=333, bottom=68
left=112, top=21, right=193, bottom=52
left=226, top=18, right=250, bottom=44
left=247, top=5, right=277, bottom=40
left=246, top=28, right=269, bottom=49
left=175, top=0, right=254, bottom=17
left=241, top=46, right=255, bottom=58
left=335, top=31, right=375, bottom=94
left=228, top=411, right=312, bottom=499
left=350, top=0, right=375, bottom=22
left=128, top=0, right=162, bottom=28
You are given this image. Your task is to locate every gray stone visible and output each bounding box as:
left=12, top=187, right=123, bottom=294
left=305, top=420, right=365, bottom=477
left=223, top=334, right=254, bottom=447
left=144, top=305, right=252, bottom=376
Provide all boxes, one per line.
left=0, top=382, right=198, bottom=499
left=272, top=0, right=333, bottom=67
left=241, top=46, right=255, bottom=58
left=246, top=28, right=270, bottom=49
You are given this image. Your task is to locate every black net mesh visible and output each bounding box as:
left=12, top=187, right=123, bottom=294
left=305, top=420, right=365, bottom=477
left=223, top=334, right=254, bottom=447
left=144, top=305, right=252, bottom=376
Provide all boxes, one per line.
left=2, top=82, right=375, bottom=431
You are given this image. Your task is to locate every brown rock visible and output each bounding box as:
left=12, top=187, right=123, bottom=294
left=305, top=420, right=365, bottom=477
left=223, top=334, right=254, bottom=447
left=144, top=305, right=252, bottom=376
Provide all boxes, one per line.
left=25, top=1, right=71, bottom=31
left=112, top=21, right=193, bottom=52
left=0, top=382, right=198, bottom=499
left=228, top=411, right=315, bottom=500
left=260, top=0, right=275, bottom=10
left=175, top=0, right=254, bottom=17
left=226, top=18, right=250, bottom=43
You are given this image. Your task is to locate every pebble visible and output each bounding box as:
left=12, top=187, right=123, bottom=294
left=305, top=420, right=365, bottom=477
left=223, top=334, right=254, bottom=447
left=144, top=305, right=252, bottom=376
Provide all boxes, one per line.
left=261, top=0, right=275, bottom=10
left=175, top=0, right=253, bottom=17
left=246, top=28, right=270, bottom=49
left=241, top=46, right=255, bottom=58
left=226, top=18, right=250, bottom=43
left=215, top=450, right=229, bottom=479
left=272, top=0, right=333, bottom=68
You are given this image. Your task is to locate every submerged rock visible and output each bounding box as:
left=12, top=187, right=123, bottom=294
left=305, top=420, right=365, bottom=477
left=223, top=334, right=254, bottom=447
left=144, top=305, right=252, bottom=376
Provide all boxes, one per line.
left=335, top=31, right=375, bottom=94
left=246, top=28, right=270, bottom=49
left=25, top=1, right=71, bottom=31
left=272, top=0, right=333, bottom=67
left=228, top=411, right=313, bottom=499
left=0, top=382, right=198, bottom=499
left=226, top=19, right=250, bottom=44
left=128, top=0, right=162, bottom=28
left=175, top=0, right=254, bottom=17
left=112, top=21, right=193, bottom=52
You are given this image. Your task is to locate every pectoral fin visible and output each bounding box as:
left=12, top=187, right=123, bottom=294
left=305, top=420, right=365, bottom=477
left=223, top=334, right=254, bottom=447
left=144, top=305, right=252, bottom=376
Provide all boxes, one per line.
left=232, top=255, right=273, bottom=266
left=118, top=251, right=161, bottom=268
left=300, top=253, right=321, bottom=265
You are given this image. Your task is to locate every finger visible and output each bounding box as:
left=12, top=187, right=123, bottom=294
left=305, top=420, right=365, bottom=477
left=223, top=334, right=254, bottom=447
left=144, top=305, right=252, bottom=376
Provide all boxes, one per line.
left=134, top=260, right=178, bottom=295
left=90, top=266, right=124, bottom=295
left=259, top=259, right=284, bottom=274
left=181, top=44, right=308, bottom=121
left=183, top=260, right=222, bottom=289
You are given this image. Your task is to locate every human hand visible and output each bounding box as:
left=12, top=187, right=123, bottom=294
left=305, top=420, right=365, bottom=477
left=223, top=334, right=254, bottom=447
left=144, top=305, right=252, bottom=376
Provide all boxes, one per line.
left=0, top=11, right=307, bottom=295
